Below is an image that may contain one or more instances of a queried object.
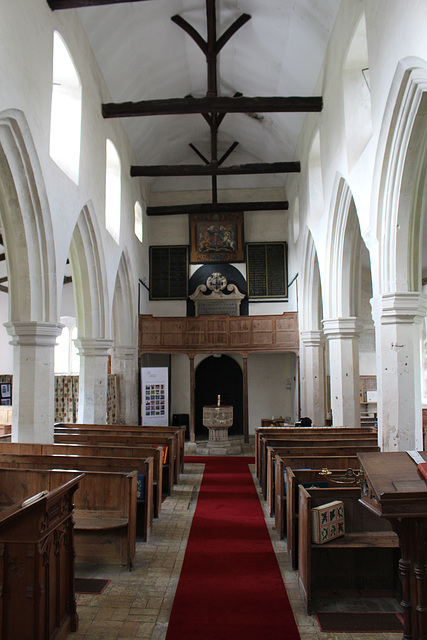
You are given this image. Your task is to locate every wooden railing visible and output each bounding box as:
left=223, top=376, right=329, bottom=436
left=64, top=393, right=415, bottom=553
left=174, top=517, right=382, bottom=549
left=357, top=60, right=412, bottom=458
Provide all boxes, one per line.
left=138, top=312, right=299, bottom=355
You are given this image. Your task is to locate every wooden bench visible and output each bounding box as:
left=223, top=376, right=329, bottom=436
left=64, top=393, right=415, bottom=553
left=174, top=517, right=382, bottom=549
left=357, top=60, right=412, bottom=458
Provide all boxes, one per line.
left=54, top=428, right=177, bottom=494
left=51, top=436, right=165, bottom=516
left=0, top=466, right=137, bottom=570
left=256, top=427, right=377, bottom=489
left=0, top=440, right=158, bottom=526
left=271, top=453, right=361, bottom=527
left=258, top=429, right=377, bottom=487
left=266, top=443, right=379, bottom=516
left=0, top=474, right=81, bottom=640
left=298, top=485, right=400, bottom=613
left=55, top=422, right=185, bottom=480
left=284, top=467, right=359, bottom=568
left=0, top=450, right=154, bottom=542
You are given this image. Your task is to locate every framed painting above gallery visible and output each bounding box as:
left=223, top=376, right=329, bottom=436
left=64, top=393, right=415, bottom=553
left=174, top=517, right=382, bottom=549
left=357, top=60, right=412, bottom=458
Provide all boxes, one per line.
left=189, top=212, right=244, bottom=264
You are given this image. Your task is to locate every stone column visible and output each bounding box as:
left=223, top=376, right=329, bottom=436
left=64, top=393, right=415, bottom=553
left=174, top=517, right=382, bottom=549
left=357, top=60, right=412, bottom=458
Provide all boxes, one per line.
left=111, top=346, right=138, bottom=425
left=374, top=292, right=427, bottom=451
left=300, top=330, right=326, bottom=426
left=5, top=321, right=63, bottom=443
left=74, top=338, right=113, bottom=424
left=322, top=318, right=363, bottom=427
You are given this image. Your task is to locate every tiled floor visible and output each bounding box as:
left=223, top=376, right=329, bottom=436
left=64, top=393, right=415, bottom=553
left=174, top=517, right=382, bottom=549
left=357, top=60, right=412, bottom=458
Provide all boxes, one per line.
left=68, top=439, right=403, bottom=640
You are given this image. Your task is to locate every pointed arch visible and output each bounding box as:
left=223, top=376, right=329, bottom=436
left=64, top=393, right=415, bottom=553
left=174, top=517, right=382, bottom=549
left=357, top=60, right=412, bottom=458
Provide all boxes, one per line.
left=112, top=249, right=136, bottom=347
left=325, top=176, right=362, bottom=318
left=299, top=228, right=323, bottom=332
left=69, top=203, right=110, bottom=339
left=375, top=60, right=427, bottom=293
left=0, top=110, right=56, bottom=322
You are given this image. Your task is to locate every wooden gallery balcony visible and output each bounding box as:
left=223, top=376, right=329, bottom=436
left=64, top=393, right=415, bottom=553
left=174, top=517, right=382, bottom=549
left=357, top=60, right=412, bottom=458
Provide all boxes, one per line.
left=138, top=312, right=299, bottom=356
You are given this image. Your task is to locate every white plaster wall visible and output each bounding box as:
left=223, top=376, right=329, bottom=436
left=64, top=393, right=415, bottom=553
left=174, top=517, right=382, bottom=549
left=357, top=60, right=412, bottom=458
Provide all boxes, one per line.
left=170, top=354, right=190, bottom=417
left=286, top=0, right=427, bottom=303
left=248, top=352, right=296, bottom=433
left=0, top=0, right=150, bottom=332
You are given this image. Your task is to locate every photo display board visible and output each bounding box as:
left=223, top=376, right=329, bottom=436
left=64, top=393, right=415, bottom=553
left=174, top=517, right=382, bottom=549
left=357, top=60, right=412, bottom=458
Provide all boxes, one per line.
left=141, top=367, right=169, bottom=426
left=149, top=246, right=188, bottom=300
left=246, top=242, right=288, bottom=298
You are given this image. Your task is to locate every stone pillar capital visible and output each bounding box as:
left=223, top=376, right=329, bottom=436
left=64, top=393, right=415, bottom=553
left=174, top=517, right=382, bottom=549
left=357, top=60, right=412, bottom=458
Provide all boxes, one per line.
left=4, top=321, right=63, bottom=347
left=74, top=337, right=113, bottom=357
left=380, top=292, right=427, bottom=325
left=112, top=345, right=137, bottom=361
left=322, top=317, right=364, bottom=340
left=300, top=330, right=324, bottom=347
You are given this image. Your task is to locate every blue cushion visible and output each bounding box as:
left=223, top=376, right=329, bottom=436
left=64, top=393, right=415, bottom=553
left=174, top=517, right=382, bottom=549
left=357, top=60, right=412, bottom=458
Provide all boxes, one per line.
left=301, top=481, right=329, bottom=490
left=137, top=473, right=146, bottom=500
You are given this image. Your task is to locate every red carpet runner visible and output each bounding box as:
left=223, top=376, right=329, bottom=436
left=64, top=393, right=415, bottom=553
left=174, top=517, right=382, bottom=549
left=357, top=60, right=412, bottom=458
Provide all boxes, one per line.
left=166, top=456, right=301, bottom=640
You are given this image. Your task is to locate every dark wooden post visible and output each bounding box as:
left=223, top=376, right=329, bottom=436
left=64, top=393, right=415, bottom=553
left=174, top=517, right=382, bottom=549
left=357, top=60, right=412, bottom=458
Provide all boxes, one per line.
left=189, top=355, right=195, bottom=442
left=243, top=355, right=249, bottom=443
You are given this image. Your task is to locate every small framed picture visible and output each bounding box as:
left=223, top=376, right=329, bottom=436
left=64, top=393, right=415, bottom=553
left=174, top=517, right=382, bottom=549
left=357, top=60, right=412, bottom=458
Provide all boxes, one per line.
left=0, top=383, right=11, bottom=400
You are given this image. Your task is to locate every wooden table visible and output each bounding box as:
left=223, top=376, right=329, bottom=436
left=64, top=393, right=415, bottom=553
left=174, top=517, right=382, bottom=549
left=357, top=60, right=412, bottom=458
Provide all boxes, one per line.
left=358, top=451, right=427, bottom=640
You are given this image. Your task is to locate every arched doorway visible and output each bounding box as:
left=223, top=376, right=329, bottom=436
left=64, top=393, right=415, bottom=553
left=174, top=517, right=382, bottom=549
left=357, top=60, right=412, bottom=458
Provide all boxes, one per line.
left=195, top=355, right=243, bottom=439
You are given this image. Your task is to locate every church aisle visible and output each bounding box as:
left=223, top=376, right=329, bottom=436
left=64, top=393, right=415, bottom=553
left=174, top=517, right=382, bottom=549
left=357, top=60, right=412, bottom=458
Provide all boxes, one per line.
left=68, top=458, right=402, bottom=640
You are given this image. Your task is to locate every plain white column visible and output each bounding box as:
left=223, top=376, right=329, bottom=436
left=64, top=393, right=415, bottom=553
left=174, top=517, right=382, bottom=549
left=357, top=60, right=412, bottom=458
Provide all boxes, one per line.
left=74, top=338, right=113, bottom=424
left=5, top=321, right=63, bottom=443
left=300, top=330, right=326, bottom=426
left=111, top=345, right=138, bottom=425
left=374, top=292, right=427, bottom=451
left=322, top=318, right=363, bottom=428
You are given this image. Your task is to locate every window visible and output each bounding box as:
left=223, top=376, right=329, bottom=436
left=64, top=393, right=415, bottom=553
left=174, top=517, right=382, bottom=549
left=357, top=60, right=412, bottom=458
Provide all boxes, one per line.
left=49, top=32, right=82, bottom=184
left=55, top=319, right=80, bottom=375
left=135, top=201, right=143, bottom=242
left=105, top=139, right=121, bottom=243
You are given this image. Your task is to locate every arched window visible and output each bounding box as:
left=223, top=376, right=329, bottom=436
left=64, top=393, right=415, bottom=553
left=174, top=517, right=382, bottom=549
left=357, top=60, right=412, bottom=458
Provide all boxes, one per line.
left=308, top=132, right=324, bottom=218
left=105, top=139, right=121, bottom=244
left=54, top=319, right=80, bottom=375
left=134, top=201, right=144, bottom=242
left=342, top=15, right=372, bottom=168
left=49, top=32, right=82, bottom=184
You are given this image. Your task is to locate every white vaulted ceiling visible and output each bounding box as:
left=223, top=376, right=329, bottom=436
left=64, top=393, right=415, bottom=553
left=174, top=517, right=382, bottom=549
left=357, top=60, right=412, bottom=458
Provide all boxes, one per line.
left=77, top=0, right=342, bottom=194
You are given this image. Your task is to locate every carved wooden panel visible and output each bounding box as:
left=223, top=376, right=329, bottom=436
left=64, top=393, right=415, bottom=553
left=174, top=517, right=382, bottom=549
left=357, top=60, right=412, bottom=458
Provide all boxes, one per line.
left=139, top=313, right=299, bottom=354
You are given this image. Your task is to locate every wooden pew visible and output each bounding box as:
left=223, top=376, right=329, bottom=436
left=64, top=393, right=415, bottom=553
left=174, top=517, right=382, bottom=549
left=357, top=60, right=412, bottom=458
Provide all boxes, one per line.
left=0, top=440, right=160, bottom=523
left=298, top=485, right=400, bottom=613
left=256, top=427, right=377, bottom=488
left=266, top=443, right=380, bottom=515
left=284, top=467, right=358, bottom=568
left=270, top=453, right=360, bottom=527
left=258, top=429, right=377, bottom=489
left=0, top=474, right=81, bottom=640
left=0, top=467, right=137, bottom=570
left=55, top=422, right=185, bottom=480
left=52, top=435, right=165, bottom=515
left=274, top=458, right=356, bottom=541
left=54, top=426, right=178, bottom=491
left=255, top=425, right=376, bottom=474
left=0, top=451, right=154, bottom=542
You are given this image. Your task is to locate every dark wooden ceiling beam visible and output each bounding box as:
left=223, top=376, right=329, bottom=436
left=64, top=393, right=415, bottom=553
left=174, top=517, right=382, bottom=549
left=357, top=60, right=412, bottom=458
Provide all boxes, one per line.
left=171, top=15, right=207, bottom=54
left=146, top=201, right=288, bottom=216
left=217, top=141, right=239, bottom=166
left=216, top=13, right=251, bottom=52
left=131, top=161, right=300, bottom=177
left=0, top=254, right=5, bottom=263
left=47, top=0, right=151, bottom=8
left=0, top=285, right=8, bottom=294
left=102, top=95, right=323, bottom=118
left=47, top=0, right=151, bottom=11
